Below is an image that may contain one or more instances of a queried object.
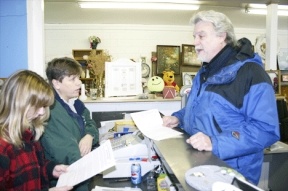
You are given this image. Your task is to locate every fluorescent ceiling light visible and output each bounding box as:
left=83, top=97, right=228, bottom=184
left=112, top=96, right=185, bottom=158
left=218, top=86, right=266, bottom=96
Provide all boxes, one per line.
left=249, top=4, right=288, bottom=10
left=247, top=9, right=288, bottom=16
left=245, top=4, right=288, bottom=16
left=78, top=1, right=200, bottom=10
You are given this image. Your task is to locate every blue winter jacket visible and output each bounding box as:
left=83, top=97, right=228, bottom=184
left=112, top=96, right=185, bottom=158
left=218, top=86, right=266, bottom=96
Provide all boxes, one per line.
left=172, top=38, right=280, bottom=185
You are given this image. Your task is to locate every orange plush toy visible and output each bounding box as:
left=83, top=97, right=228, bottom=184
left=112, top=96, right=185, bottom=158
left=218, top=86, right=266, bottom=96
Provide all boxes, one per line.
left=163, top=70, right=180, bottom=92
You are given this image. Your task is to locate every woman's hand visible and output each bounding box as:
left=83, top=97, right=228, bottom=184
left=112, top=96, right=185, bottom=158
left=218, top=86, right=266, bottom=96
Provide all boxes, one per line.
left=51, top=165, right=72, bottom=190
left=162, top=116, right=179, bottom=128
left=79, top=134, right=93, bottom=156
left=52, top=164, right=68, bottom=178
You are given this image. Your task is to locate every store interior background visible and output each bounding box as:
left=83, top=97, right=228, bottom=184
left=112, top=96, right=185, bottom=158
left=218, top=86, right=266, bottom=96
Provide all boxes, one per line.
left=0, top=2, right=287, bottom=190
left=44, top=0, right=288, bottom=63
left=0, top=0, right=287, bottom=93
left=42, top=0, right=288, bottom=95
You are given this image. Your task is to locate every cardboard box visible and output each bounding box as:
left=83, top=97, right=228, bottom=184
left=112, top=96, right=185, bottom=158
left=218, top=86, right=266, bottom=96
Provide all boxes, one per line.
left=114, top=120, right=137, bottom=132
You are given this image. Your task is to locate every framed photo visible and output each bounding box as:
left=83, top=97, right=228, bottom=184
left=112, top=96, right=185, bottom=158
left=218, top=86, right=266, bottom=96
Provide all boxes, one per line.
left=182, top=72, right=197, bottom=86
left=282, top=74, right=288, bottom=82
left=277, top=48, right=288, bottom=70
left=156, top=45, right=180, bottom=75
left=266, top=70, right=281, bottom=95
left=105, top=59, right=142, bottom=97
left=182, top=44, right=201, bottom=66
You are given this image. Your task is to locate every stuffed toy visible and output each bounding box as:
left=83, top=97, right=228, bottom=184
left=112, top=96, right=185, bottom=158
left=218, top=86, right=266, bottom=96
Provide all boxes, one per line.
left=147, top=76, right=165, bottom=93
left=163, top=70, right=180, bottom=92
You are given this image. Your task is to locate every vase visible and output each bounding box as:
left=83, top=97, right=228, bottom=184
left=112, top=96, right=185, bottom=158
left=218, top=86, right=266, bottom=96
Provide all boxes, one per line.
left=94, top=72, right=105, bottom=97
left=91, top=42, right=98, bottom=49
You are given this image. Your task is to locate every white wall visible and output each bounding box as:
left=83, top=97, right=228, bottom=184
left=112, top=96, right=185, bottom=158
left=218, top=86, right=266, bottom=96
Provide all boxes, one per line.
left=45, top=24, right=288, bottom=69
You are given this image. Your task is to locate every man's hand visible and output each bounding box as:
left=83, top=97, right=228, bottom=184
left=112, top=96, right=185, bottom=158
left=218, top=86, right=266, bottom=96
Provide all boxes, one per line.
left=186, top=132, right=212, bottom=151
left=162, top=116, right=179, bottom=128
left=79, top=134, right=93, bottom=156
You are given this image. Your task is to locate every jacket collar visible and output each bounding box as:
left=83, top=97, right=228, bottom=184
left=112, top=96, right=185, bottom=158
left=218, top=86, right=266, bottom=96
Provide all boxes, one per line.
left=199, top=38, right=262, bottom=85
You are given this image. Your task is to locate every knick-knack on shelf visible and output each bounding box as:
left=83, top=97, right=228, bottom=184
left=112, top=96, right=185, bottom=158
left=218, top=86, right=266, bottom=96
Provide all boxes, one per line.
left=89, top=36, right=101, bottom=49
left=79, top=84, right=87, bottom=100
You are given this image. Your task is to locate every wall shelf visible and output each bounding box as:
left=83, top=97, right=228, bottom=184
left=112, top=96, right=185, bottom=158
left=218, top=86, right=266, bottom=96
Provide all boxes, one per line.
left=72, top=49, right=103, bottom=91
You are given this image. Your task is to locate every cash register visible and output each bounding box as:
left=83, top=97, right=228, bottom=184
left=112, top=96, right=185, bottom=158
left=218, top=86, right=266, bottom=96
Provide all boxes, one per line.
left=102, top=130, right=160, bottom=178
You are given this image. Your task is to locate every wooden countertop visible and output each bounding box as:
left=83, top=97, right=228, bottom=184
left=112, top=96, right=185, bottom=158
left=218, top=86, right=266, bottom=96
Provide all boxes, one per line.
left=82, top=96, right=181, bottom=103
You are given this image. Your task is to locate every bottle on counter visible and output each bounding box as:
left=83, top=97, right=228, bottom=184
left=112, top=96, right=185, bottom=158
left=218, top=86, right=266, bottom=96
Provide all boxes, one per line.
left=131, top=163, right=142, bottom=184
left=147, top=170, right=157, bottom=191
left=157, top=173, right=169, bottom=191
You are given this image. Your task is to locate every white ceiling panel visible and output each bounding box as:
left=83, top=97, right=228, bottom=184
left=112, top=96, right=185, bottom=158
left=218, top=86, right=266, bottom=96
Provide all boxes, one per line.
left=44, top=0, right=288, bottom=30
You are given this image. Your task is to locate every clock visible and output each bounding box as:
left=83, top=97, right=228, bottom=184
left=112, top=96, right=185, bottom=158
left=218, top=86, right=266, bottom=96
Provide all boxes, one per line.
left=141, top=63, right=150, bottom=78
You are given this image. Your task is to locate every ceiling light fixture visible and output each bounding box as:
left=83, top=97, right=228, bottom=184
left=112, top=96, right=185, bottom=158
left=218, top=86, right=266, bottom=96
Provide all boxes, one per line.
left=78, top=0, right=200, bottom=10
left=245, top=4, right=288, bottom=16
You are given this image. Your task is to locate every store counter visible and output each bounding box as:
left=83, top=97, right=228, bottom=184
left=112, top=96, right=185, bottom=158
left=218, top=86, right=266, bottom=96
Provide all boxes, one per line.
left=83, top=96, right=181, bottom=116
left=262, top=141, right=288, bottom=191
left=89, top=133, right=288, bottom=191
left=89, top=174, right=147, bottom=190
left=86, top=96, right=288, bottom=190
left=84, top=96, right=182, bottom=128
left=152, top=132, right=228, bottom=191
left=89, top=131, right=228, bottom=191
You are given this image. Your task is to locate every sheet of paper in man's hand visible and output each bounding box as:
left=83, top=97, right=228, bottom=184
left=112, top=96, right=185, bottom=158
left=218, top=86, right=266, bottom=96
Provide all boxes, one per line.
left=130, top=109, right=182, bottom=141
left=56, top=140, right=115, bottom=187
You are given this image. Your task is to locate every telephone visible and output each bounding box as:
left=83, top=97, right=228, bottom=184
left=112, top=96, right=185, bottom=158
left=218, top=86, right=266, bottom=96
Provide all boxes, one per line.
left=110, top=130, right=144, bottom=150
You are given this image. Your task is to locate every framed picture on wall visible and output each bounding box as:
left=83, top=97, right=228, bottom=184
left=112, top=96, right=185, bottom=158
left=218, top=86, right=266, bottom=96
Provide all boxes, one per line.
left=182, top=72, right=197, bottom=86
left=156, top=45, right=180, bottom=75
left=105, top=59, right=142, bottom=97
left=282, top=74, right=288, bottom=82
left=266, top=70, right=281, bottom=95
left=181, top=44, right=201, bottom=66
left=277, top=48, right=288, bottom=70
